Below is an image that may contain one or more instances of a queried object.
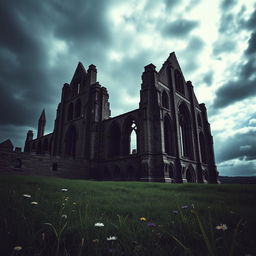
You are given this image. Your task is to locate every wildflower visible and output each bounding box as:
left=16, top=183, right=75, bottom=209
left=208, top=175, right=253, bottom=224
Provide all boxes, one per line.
left=14, top=246, right=22, bottom=251
left=172, top=210, right=178, bottom=214
left=139, top=217, right=147, bottom=221
left=61, top=214, right=68, bottom=219
left=181, top=205, right=189, bottom=209
left=30, top=201, right=38, bottom=205
left=23, top=194, right=31, bottom=198
left=61, top=188, right=68, bottom=192
left=147, top=222, right=157, bottom=227
left=64, top=197, right=69, bottom=201
left=92, top=239, right=99, bottom=243
left=216, top=224, right=228, bottom=231
left=94, top=222, right=104, bottom=227
left=107, top=236, right=118, bottom=241
left=73, top=202, right=77, bottom=205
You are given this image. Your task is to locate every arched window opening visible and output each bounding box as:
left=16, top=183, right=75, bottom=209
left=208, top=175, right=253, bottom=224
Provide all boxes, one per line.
left=77, top=83, right=81, bottom=94
left=127, top=165, right=135, bottom=180
left=43, top=139, right=48, bottom=153
left=123, top=118, right=138, bottom=155
left=52, top=162, right=58, bottom=172
left=186, top=167, right=196, bottom=183
left=13, top=158, right=22, bottom=168
left=32, top=142, right=35, bottom=151
left=179, top=104, right=194, bottom=159
left=199, top=132, right=207, bottom=163
left=67, top=103, right=73, bottom=121
left=164, top=115, right=174, bottom=156
left=175, top=70, right=184, bottom=95
left=162, top=91, right=169, bottom=109
left=75, top=99, right=81, bottom=118
left=65, top=125, right=77, bottom=158
left=169, top=165, right=174, bottom=179
left=108, top=122, right=121, bottom=158
left=104, top=167, right=111, bottom=180
left=197, top=114, right=202, bottom=128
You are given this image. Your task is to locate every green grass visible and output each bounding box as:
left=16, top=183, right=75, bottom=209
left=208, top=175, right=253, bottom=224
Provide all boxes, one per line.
left=0, top=175, right=256, bottom=256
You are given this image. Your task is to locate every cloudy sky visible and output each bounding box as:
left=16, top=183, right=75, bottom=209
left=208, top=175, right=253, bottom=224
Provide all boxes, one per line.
left=0, top=0, right=255, bottom=176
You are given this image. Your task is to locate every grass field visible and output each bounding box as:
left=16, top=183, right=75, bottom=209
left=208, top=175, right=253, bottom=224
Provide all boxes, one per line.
left=0, top=175, right=256, bottom=256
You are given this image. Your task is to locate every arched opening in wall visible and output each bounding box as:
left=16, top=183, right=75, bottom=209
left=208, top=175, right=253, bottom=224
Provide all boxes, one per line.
left=179, top=103, right=194, bottom=160
left=113, top=166, right=121, bottom=180
left=197, top=113, right=202, bottom=128
left=164, top=115, right=175, bottom=156
left=175, top=70, right=184, bottom=95
left=203, top=169, right=208, bottom=181
left=123, top=117, right=138, bottom=155
left=162, top=90, right=169, bottom=109
left=36, top=141, right=42, bottom=154
left=108, top=122, right=121, bottom=158
left=43, top=139, right=48, bottom=154
left=186, top=166, right=196, bottom=183
left=13, top=158, right=22, bottom=168
left=64, top=125, right=77, bottom=158
left=49, top=137, right=53, bottom=154
left=199, top=132, right=207, bottom=163
left=52, top=162, right=58, bottom=171
left=67, top=103, right=73, bottom=121
left=169, top=164, right=175, bottom=179
left=75, top=99, right=81, bottom=118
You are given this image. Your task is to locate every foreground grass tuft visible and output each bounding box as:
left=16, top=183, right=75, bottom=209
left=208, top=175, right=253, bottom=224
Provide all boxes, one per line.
left=0, top=175, right=256, bottom=255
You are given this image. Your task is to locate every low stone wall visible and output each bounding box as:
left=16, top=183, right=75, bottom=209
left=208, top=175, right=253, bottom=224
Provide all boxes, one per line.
left=0, top=151, right=89, bottom=179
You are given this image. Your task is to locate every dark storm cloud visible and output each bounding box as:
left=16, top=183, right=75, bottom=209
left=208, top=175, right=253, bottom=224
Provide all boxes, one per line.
left=202, top=71, right=214, bottom=85
left=215, top=129, right=256, bottom=163
left=212, top=40, right=236, bottom=55
left=213, top=31, right=256, bottom=108
left=162, top=19, right=199, bottom=38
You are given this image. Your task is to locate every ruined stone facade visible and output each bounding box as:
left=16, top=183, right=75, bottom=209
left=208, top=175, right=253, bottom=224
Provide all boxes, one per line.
left=23, top=53, right=218, bottom=183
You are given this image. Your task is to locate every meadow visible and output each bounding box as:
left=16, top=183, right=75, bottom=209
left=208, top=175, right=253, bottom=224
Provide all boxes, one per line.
left=0, top=175, right=255, bottom=256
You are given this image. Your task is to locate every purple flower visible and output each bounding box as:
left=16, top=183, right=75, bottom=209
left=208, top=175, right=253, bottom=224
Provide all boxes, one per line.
left=147, top=222, right=157, bottom=227
left=181, top=205, right=189, bottom=209
left=172, top=210, right=178, bottom=214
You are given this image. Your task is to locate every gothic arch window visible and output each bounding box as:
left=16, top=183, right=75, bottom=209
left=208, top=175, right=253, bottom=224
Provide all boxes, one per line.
left=199, top=132, right=207, bottom=163
left=164, top=115, right=175, bottom=156
left=179, top=103, right=194, bottom=159
left=65, top=125, right=77, bottom=158
left=197, top=113, right=202, bottom=128
left=75, top=99, right=81, bottom=118
left=67, top=103, right=73, bottom=121
left=186, top=166, right=196, bottom=183
left=162, top=90, right=169, bottom=109
left=123, top=117, right=138, bottom=155
left=127, top=165, right=135, bottom=180
left=108, top=122, right=121, bottom=158
left=43, top=139, right=48, bottom=153
left=175, top=70, right=184, bottom=95
left=114, top=166, right=121, bottom=180
left=169, top=164, right=175, bottom=179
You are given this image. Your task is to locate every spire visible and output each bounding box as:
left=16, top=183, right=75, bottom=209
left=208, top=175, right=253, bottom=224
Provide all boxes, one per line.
left=37, top=109, right=46, bottom=138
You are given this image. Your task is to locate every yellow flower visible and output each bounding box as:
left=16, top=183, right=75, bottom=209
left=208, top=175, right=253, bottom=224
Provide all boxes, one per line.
left=14, top=246, right=22, bottom=251
left=30, top=201, right=38, bottom=205
left=216, top=224, right=228, bottom=231
left=139, top=217, right=147, bottom=221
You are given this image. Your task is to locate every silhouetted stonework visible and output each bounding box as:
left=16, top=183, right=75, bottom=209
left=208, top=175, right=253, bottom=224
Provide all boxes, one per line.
left=22, top=53, right=218, bottom=183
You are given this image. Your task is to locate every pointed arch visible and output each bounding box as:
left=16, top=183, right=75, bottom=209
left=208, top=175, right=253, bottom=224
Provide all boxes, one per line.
left=178, top=103, right=194, bottom=159
left=108, top=121, right=121, bottom=158
left=186, top=166, right=196, bottom=183
left=164, top=115, right=175, bottom=156
left=175, top=70, right=184, bottom=94
left=65, top=125, right=77, bottom=158
left=123, top=116, right=138, bottom=155
left=67, top=103, right=73, bottom=121
left=75, top=99, right=81, bottom=118
left=162, top=90, right=169, bottom=109
left=199, top=132, right=207, bottom=163
left=113, top=166, right=121, bottom=180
